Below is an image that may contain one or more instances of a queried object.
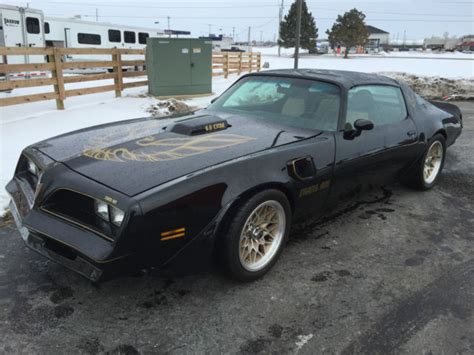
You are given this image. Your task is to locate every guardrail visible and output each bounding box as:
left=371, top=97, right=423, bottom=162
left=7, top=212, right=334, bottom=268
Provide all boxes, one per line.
left=0, top=47, right=261, bottom=109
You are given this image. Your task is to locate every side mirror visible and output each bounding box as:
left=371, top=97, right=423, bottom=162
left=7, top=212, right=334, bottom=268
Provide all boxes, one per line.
left=343, top=119, right=374, bottom=140
left=354, top=119, right=374, bottom=131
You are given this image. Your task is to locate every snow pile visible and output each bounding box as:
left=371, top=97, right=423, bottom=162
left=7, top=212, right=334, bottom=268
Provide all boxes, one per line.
left=146, top=99, right=197, bottom=118
left=382, top=72, right=474, bottom=100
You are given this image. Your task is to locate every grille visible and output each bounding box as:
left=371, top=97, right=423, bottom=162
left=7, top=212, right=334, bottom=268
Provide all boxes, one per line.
left=41, top=189, right=117, bottom=242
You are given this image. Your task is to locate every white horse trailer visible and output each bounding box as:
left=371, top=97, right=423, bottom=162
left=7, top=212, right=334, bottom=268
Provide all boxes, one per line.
left=1, top=5, right=165, bottom=76
left=44, top=17, right=165, bottom=62
left=0, top=4, right=46, bottom=78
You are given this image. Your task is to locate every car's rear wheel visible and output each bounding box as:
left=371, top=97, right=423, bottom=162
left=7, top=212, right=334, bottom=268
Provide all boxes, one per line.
left=404, top=134, right=446, bottom=190
left=220, top=190, right=291, bottom=281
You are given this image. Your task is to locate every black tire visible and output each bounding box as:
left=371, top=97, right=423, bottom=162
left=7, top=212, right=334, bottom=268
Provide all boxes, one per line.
left=403, top=134, right=446, bottom=190
left=219, top=189, right=291, bottom=282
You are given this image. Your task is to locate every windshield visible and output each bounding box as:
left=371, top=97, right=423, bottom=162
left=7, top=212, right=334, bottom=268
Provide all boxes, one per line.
left=207, top=76, right=341, bottom=131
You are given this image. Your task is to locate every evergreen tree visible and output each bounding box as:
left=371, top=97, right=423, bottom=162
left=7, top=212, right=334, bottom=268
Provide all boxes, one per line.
left=326, top=9, right=369, bottom=58
left=278, top=0, right=318, bottom=50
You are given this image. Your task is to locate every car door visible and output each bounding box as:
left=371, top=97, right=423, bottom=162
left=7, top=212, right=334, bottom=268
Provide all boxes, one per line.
left=330, top=86, right=387, bottom=204
left=382, top=87, right=420, bottom=178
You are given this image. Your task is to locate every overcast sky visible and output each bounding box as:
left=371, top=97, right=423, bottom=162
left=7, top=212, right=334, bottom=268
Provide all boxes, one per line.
left=4, top=0, right=474, bottom=41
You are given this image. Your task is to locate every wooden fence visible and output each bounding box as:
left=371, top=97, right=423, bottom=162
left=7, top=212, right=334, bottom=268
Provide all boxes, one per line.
left=212, top=51, right=261, bottom=78
left=0, top=47, right=261, bottom=109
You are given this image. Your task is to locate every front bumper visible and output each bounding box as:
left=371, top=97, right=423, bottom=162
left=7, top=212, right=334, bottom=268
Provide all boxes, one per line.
left=7, top=178, right=140, bottom=282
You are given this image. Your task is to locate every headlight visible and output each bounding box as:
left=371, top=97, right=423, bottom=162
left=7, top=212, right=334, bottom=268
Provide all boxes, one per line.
left=94, top=200, right=109, bottom=221
left=94, top=200, right=125, bottom=227
left=110, top=206, right=125, bottom=227
left=27, top=159, right=38, bottom=176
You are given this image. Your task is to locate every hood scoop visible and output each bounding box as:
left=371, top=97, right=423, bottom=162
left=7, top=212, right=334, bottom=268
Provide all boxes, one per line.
left=169, top=115, right=230, bottom=136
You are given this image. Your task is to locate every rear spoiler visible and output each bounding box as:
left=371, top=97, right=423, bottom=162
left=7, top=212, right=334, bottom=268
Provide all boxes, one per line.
left=429, top=100, right=462, bottom=124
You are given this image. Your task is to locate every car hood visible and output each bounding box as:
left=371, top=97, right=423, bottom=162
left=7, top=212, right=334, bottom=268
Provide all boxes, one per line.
left=34, top=112, right=316, bottom=196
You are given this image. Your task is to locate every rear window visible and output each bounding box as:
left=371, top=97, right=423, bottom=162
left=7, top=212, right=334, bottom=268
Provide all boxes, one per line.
left=77, top=33, right=102, bottom=45
left=124, top=31, right=136, bottom=44
left=138, top=32, right=149, bottom=44
left=26, top=17, right=40, bottom=34
left=108, top=29, right=121, bottom=43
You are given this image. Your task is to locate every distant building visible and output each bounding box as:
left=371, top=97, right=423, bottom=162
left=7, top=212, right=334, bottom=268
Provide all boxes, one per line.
left=198, top=34, right=233, bottom=52
left=458, top=34, right=474, bottom=51
left=389, top=39, right=424, bottom=51
left=366, top=25, right=390, bottom=50
left=424, top=36, right=461, bottom=50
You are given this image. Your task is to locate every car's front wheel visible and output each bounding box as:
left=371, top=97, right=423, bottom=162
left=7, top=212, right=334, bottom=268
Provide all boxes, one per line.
left=220, top=189, right=291, bottom=282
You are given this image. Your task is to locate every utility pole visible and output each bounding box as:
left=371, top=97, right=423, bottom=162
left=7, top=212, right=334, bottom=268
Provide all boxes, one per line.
left=232, top=27, right=235, bottom=43
left=167, top=16, right=171, bottom=37
left=208, top=24, right=212, bottom=36
left=247, top=26, right=251, bottom=52
left=95, top=8, right=99, bottom=22
left=278, top=0, right=284, bottom=56
left=260, top=31, right=263, bottom=45
left=294, top=0, right=302, bottom=69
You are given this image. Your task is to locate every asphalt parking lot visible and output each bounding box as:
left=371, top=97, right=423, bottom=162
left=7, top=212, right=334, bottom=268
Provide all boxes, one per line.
left=0, top=102, right=473, bottom=354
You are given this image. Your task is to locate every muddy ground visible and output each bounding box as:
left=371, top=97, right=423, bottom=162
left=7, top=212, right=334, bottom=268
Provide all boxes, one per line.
left=0, top=102, right=473, bottom=354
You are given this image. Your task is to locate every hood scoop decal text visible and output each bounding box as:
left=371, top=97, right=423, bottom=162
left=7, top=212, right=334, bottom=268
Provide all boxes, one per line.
left=169, top=115, right=230, bottom=136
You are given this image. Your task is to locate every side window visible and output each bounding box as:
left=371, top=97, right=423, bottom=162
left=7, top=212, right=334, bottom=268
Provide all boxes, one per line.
left=124, top=31, right=136, bottom=44
left=108, top=29, right=121, bottom=43
left=138, top=32, right=149, bottom=44
left=346, top=85, right=407, bottom=126
left=77, top=33, right=102, bottom=45
left=44, top=22, right=50, bottom=34
left=26, top=17, right=40, bottom=34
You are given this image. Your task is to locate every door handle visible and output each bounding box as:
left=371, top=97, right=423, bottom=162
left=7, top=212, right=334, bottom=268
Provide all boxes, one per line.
left=407, top=130, right=417, bottom=137
left=190, top=62, right=195, bottom=67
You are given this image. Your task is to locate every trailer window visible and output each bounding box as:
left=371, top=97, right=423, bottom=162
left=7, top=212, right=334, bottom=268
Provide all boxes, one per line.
left=78, top=33, right=102, bottom=45
left=124, top=31, right=136, bottom=44
left=26, top=17, right=40, bottom=34
left=138, top=32, right=149, bottom=44
left=44, top=22, right=50, bottom=34
left=108, top=29, right=121, bottom=43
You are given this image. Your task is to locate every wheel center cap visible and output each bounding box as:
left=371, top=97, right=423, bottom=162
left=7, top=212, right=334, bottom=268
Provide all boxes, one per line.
left=251, top=226, right=261, bottom=239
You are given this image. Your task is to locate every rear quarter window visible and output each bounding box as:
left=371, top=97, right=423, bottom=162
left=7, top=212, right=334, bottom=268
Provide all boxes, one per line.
left=347, top=85, right=407, bottom=126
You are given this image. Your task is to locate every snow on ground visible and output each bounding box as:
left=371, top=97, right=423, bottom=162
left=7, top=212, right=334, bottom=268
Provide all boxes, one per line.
left=1, top=47, right=473, bottom=212
left=257, top=47, right=473, bottom=78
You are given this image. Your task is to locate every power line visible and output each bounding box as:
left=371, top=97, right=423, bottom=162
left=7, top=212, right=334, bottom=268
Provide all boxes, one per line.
left=77, top=14, right=473, bottom=23
left=47, top=1, right=473, bottom=17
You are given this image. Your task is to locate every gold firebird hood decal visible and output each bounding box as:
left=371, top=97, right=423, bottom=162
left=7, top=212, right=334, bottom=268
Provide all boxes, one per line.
left=83, top=133, right=255, bottom=162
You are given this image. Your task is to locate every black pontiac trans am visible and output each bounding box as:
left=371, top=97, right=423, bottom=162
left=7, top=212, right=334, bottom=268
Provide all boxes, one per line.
left=7, top=70, right=463, bottom=282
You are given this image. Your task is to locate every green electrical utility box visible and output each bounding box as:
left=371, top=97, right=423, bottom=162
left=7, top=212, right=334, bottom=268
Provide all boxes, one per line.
left=146, top=38, right=212, bottom=96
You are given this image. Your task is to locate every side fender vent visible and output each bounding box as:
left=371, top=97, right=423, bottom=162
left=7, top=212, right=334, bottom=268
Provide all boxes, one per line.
left=287, top=156, right=316, bottom=181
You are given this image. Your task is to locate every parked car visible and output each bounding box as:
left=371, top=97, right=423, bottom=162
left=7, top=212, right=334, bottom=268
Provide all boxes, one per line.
left=7, top=69, right=463, bottom=282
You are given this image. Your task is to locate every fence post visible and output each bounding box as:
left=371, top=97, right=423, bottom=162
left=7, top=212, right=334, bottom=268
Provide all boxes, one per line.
left=248, top=52, right=252, bottom=73
left=113, top=49, right=123, bottom=97
left=257, top=53, right=261, bottom=72
left=238, top=52, right=242, bottom=75
left=48, top=48, right=65, bottom=110
left=224, top=52, right=229, bottom=79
